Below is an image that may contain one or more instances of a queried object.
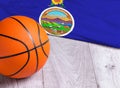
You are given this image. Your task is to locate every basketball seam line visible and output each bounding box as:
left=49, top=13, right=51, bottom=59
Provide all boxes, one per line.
left=5, top=40, right=49, bottom=77
left=0, top=39, right=49, bottom=59
left=10, top=17, right=39, bottom=72
left=37, top=23, right=48, bottom=58
left=0, top=34, right=31, bottom=77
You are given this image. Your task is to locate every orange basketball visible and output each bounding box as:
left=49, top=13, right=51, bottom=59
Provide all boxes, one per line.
left=0, top=16, right=50, bottom=79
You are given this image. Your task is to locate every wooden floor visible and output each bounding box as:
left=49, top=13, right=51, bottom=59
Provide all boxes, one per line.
left=0, top=36, right=120, bottom=88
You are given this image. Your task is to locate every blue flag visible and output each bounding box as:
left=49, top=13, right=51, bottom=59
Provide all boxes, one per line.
left=0, top=0, right=120, bottom=48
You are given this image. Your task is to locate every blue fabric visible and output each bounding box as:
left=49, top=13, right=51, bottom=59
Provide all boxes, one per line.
left=0, top=0, right=120, bottom=48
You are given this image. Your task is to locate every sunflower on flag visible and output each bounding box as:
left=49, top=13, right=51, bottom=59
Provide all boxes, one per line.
left=50, top=0, right=64, bottom=7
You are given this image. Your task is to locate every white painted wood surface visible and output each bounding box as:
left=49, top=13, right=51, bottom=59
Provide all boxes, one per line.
left=89, top=43, right=120, bottom=88
left=0, top=36, right=120, bottom=88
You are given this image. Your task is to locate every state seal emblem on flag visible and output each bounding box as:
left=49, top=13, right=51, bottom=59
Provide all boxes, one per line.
left=39, top=0, right=75, bottom=36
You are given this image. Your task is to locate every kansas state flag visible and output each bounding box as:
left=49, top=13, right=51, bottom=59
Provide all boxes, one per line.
left=0, top=0, right=120, bottom=48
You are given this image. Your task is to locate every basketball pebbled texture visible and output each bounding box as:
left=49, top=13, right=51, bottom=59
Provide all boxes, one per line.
left=0, top=16, right=50, bottom=79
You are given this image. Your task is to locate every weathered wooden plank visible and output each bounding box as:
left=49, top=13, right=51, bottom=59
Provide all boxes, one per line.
left=43, top=36, right=97, bottom=88
left=89, top=43, right=120, bottom=88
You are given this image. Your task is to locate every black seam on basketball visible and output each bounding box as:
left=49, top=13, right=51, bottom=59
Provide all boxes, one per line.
left=0, top=40, right=49, bottom=59
left=37, top=23, right=48, bottom=58
left=10, top=17, right=39, bottom=72
left=0, top=34, right=30, bottom=77
left=6, top=40, right=49, bottom=77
